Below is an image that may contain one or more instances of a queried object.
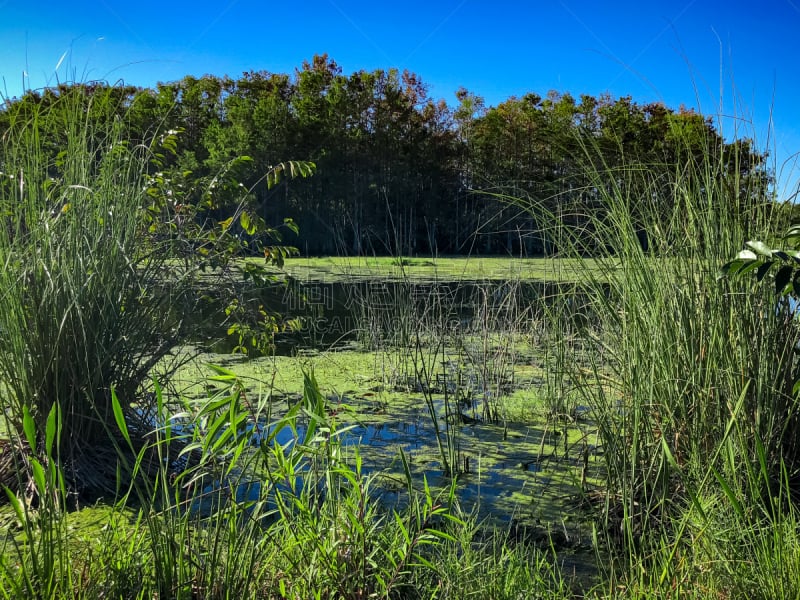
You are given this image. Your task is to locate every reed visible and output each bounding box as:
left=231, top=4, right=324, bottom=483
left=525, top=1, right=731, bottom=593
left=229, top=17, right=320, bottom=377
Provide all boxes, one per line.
left=0, top=86, right=199, bottom=499
left=520, top=107, right=800, bottom=591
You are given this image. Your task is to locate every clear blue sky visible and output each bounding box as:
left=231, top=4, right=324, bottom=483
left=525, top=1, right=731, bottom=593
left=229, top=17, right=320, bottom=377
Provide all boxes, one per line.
left=1, top=0, right=798, bottom=195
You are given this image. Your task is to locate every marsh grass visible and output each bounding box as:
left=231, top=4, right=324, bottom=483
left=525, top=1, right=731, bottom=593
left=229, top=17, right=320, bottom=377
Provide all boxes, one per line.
left=514, top=112, right=800, bottom=591
left=119, top=112, right=799, bottom=595
left=345, top=258, right=536, bottom=479
left=0, top=86, right=199, bottom=498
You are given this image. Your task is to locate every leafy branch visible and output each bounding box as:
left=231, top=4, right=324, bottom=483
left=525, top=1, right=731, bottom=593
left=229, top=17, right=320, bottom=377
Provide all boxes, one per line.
left=720, top=225, right=800, bottom=297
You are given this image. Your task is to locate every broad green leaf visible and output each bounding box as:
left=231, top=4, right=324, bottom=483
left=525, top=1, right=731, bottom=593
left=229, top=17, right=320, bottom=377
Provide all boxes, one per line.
left=719, top=260, right=742, bottom=278
left=734, top=259, right=762, bottom=278
left=773, top=251, right=791, bottom=262
left=755, top=261, right=774, bottom=282
left=720, top=256, right=761, bottom=279
left=240, top=211, right=258, bottom=235
left=735, top=249, right=758, bottom=261
left=745, top=240, right=773, bottom=257
left=22, top=406, right=36, bottom=454
left=45, top=403, right=59, bottom=457
left=112, top=388, right=132, bottom=448
left=283, top=218, right=299, bottom=235
left=784, top=226, right=800, bottom=246
left=5, top=487, right=26, bottom=525
left=31, top=459, right=46, bottom=496
left=775, top=265, right=794, bottom=295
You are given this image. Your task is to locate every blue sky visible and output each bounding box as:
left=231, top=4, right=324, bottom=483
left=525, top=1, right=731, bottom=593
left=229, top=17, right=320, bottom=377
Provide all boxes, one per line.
left=1, top=0, right=798, bottom=194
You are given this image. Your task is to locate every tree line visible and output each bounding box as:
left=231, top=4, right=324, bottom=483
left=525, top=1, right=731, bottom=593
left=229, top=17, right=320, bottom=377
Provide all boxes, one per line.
left=0, top=53, right=773, bottom=256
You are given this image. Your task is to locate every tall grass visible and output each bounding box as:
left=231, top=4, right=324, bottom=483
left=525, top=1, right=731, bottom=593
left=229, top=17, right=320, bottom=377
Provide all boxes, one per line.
left=522, top=117, right=800, bottom=587
left=0, top=87, right=196, bottom=497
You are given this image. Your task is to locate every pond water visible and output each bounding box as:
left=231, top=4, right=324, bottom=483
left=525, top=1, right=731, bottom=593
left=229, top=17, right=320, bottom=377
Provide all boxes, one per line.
left=178, top=377, right=601, bottom=558
left=174, top=273, right=603, bottom=581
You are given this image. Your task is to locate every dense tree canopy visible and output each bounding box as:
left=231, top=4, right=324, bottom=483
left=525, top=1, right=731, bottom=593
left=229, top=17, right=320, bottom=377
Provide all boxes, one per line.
left=0, top=54, right=773, bottom=256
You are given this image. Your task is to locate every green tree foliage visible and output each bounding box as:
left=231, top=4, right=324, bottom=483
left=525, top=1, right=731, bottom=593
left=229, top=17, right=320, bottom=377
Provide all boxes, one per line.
left=3, top=55, right=769, bottom=257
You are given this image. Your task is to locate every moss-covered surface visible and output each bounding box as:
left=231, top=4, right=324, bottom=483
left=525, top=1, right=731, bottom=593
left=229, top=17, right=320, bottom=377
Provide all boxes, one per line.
left=164, top=344, right=604, bottom=540
left=248, top=255, right=605, bottom=283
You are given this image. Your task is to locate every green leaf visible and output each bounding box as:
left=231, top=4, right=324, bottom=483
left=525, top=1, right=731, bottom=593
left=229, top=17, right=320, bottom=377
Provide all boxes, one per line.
left=661, top=437, right=678, bottom=469
left=427, top=528, right=458, bottom=543
left=783, top=226, right=800, bottom=247
left=745, top=240, right=773, bottom=257
left=240, top=211, right=257, bottom=235
left=394, top=510, right=412, bottom=545
left=736, top=249, right=758, bottom=261
left=112, top=388, right=132, bottom=449
left=755, top=261, right=774, bottom=282
left=207, top=363, right=238, bottom=382
left=299, top=370, right=330, bottom=447
left=45, top=403, right=59, bottom=458
left=775, top=265, right=794, bottom=295
left=31, top=459, right=47, bottom=496
left=154, top=381, right=170, bottom=445
left=773, top=251, right=791, bottom=262
left=208, top=417, right=235, bottom=453
left=712, top=467, right=743, bottom=518
left=720, top=255, right=762, bottom=279
left=735, top=259, right=762, bottom=278
left=177, top=441, right=204, bottom=461
left=415, top=555, right=437, bottom=570
left=719, top=260, right=741, bottom=278
left=5, top=487, right=26, bottom=525
left=22, top=406, right=36, bottom=454
left=283, top=218, right=299, bottom=235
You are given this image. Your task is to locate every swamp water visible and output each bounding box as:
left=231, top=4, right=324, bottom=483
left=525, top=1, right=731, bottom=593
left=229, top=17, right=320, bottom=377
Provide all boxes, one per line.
left=193, top=274, right=595, bottom=354
left=175, top=274, right=604, bottom=574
